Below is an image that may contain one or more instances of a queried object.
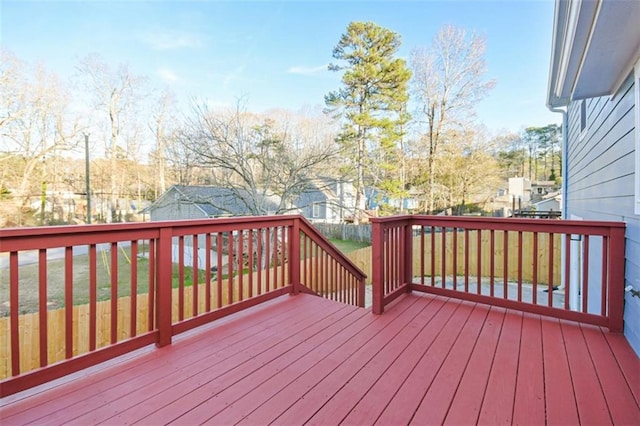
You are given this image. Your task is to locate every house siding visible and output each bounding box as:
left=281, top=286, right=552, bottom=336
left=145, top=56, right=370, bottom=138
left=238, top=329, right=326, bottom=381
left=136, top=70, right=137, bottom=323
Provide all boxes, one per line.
left=566, top=73, right=640, bottom=356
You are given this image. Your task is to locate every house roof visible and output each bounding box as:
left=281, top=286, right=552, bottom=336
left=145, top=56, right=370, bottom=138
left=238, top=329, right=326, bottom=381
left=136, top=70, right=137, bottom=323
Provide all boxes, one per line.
left=547, top=0, right=640, bottom=108
left=145, top=185, right=281, bottom=217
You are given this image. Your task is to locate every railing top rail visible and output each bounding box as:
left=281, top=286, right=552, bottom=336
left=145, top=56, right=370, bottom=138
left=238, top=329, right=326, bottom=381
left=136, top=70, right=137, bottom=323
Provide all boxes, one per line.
left=370, top=215, right=626, bottom=235
left=298, top=216, right=367, bottom=280
left=0, top=215, right=302, bottom=252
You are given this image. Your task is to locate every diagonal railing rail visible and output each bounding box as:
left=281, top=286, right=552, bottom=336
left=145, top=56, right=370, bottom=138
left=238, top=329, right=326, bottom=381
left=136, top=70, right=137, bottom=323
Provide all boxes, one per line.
left=0, top=215, right=365, bottom=397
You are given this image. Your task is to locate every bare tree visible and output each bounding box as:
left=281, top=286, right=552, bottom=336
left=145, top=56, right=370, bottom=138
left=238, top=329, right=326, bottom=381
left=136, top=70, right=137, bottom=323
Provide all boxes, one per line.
left=149, top=89, right=178, bottom=198
left=76, top=54, right=146, bottom=222
left=410, top=25, right=495, bottom=213
left=176, top=102, right=338, bottom=215
left=0, top=51, right=81, bottom=225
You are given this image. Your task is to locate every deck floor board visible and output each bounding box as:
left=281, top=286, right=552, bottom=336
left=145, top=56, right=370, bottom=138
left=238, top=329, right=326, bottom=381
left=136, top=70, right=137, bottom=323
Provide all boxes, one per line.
left=1, top=292, right=639, bottom=425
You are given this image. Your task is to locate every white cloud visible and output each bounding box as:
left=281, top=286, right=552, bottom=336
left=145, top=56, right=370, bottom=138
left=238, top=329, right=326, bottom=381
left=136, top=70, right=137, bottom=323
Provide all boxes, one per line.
left=287, top=64, right=328, bottom=76
left=157, top=68, right=181, bottom=84
left=140, top=31, right=203, bottom=50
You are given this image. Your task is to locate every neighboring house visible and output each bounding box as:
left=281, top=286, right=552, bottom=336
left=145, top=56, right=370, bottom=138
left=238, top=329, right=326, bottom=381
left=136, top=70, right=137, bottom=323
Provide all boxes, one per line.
left=531, top=191, right=561, bottom=213
left=508, top=177, right=532, bottom=205
left=143, top=185, right=280, bottom=221
left=547, top=0, right=640, bottom=355
left=530, top=180, right=560, bottom=202
left=294, top=179, right=356, bottom=223
left=143, top=185, right=281, bottom=268
left=366, top=187, right=419, bottom=212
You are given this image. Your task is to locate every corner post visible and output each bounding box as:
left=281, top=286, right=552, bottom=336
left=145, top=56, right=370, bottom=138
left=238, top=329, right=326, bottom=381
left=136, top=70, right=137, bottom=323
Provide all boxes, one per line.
left=156, top=226, right=173, bottom=347
left=607, top=225, right=625, bottom=332
left=290, top=219, right=301, bottom=295
left=372, top=219, right=385, bottom=314
left=404, top=220, right=413, bottom=293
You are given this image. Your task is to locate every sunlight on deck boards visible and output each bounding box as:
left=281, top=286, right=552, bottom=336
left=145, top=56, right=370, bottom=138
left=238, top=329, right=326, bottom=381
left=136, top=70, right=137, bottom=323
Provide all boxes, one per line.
left=1, top=292, right=639, bottom=425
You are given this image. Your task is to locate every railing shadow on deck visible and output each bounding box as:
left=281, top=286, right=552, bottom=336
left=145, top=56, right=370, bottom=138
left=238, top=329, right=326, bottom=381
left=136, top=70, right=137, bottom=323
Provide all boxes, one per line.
left=371, top=215, right=626, bottom=333
left=0, top=215, right=365, bottom=397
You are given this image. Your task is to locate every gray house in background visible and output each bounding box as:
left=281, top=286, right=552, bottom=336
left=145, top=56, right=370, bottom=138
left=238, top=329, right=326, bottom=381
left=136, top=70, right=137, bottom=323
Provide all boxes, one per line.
left=145, top=181, right=357, bottom=223
left=144, top=185, right=280, bottom=221
left=547, top=0, right=640, bottom=355
left=294, top=179, right=356, bottom=223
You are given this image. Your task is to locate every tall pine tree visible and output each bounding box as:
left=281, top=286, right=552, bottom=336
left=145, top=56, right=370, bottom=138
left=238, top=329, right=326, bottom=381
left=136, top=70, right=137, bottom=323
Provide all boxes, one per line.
left=325, top=21, right=411, bottom=222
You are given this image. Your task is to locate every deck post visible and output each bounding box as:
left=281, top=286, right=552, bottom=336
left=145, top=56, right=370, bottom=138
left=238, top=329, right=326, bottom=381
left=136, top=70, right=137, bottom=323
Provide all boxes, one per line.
left=404, top=221, right=413, bottom=293
left=156, top=226, right=173, bottom=347
left=372, top=219, right=384, bottom=314
left=290, top=219, right=300, bottom=295
left=607, top=225, right=626, bottom=332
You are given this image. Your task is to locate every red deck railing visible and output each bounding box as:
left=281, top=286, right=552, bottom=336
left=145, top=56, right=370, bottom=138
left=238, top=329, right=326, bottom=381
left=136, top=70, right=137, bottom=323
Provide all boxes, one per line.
left=371, top=216, right=626, bottom=332
left=0, top=215, right=366, bottom=397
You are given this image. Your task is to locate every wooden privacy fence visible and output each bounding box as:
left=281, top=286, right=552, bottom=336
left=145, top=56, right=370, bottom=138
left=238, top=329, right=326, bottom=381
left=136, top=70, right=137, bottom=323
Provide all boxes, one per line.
left=346, top=231, right=561, bottom=286
left=0, top=215, right=365, bottom=396
left=370, top=216, right=626, bottom=333
left=0, top=267, right=281, bottom=379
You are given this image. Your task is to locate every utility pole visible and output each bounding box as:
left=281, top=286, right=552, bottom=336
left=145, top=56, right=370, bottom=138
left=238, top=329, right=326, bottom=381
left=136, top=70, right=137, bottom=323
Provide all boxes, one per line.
left=84, top=133, right=91, bottom=224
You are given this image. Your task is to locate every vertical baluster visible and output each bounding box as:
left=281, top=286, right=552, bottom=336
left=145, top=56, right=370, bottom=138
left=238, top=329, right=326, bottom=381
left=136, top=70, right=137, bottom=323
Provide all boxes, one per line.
left=256, top=229, right=263, bottom=296
left=503, top=231, right=509, bottom=300
left=10, top=251, right=20, bottom=375
left=227, top=232, right=234, bottom=304
left=464, top=229, right=469, bottom=292
left=131, top=240, right=138, bottom=337
left=452, top=228, right=458, bottom=291
left=420, top=226, right=425, bottom=286
left=110, top=243, right=118, bottom=344
left=38, top=249, right=48, bottom=367
left=280, top=227, right=286, bottom=288
left=178, top=236, right=185, bottom=320
left=476, top=230, right=482, bottom=294
left=430, top=226, right=435, bottom=287
left=237, top=230, right=244, bottom=301
left=532, top=232, right=538, bottom=304
left=441, top=227, right=447, bottom=289
left=205, top=233, right=212, bottom=312
left=517, top=232, right=523, bottom=302
left=265, top=228, right=271, bottom=292
left=216, top=233, right=223, bottom=308
left=564, top=234, right=571, bottom=310
left=193, top=234, right=199, bottom=316
left=548, top=233, right=554, bottom=307
left=147, top=239, right=155, bottom=332
left=248, top=229, right=254, bottom=299
left=66, top=246, right=74, bottom=356
left=273, top=227, right=279, bottom=290
left=601, top=236, right=608, bottom=316
left=582, top=235, right=590, bottom=313
left=489, top=230, right=495, bottom=297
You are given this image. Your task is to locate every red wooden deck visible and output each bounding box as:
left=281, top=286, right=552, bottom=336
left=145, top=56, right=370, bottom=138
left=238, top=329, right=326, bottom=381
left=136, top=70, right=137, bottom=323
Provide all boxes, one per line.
left=1, top=292, right=638, bottom=425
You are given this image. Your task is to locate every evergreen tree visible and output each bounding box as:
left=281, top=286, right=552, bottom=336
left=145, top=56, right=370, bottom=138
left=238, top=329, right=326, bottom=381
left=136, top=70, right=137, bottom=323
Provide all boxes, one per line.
left=325, top=21, right=411, bottom=222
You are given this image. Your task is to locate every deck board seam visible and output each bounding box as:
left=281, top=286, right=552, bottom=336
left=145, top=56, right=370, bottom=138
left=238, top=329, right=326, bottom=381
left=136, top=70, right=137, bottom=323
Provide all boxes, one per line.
left=318, top=295, right=443, bottom=425
left=110, top=302, right=354, bottom=425
left=406, top=301, right=480, bottom=424
left=440, top=303, right=494, bottom=424
left=372, top=298, right=464, bottom=425
left=267, top=295, right=427, bottom=425
left=63, top=298, right=345, bottom=425
left=234, top=296, right=422, bottom=424
left=187, top=306, right=373, bottom=424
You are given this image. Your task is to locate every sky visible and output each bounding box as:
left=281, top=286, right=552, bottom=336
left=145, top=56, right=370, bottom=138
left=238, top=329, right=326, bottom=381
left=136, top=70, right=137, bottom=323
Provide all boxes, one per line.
left=1, top=0, right=561, bottom=135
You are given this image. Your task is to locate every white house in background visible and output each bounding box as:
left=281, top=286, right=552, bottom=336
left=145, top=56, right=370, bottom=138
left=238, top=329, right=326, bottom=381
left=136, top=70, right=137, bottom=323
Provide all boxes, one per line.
left=547, top=0, right=640, bottom=355
left=508, top=177, right=532, bottom=205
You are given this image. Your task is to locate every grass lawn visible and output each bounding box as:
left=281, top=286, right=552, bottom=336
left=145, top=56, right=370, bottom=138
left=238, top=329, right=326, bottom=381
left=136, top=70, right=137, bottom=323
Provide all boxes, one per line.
left=1, top=239, right=368, bottom=316
left=0, top=247, right=206, bottom=316
left=328, top=239, right=370, bottom=253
